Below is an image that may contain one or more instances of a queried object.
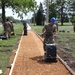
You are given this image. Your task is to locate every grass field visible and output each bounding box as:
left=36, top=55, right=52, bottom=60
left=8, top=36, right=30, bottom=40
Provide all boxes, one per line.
left=0, top=24, right=23, bottom=75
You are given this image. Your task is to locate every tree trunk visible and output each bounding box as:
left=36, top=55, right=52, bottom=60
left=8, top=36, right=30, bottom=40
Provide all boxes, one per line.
left=2, top=0, right=6, bottom=31
left=61, top=16, right=63, bottom=26
left=61, top=3, right=64, bottom=26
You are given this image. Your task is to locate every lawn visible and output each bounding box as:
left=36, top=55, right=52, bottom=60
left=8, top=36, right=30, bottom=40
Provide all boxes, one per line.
left=31, top=24, right=43, bottom=34
left=0, top=24, right=23, bottom=75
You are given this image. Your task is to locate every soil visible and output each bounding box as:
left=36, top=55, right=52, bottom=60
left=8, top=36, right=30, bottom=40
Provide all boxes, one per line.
left=8, top=30, right=72, bottom=75
left=54, top=35, right=75, bottom=72
left=57, top=48, right=75, bottom=72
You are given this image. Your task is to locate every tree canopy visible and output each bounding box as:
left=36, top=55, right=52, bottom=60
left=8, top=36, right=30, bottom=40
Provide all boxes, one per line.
left=44, top=0, right=75, bottom=25
left=36, top=3, right=45, bottom=25
left=0, top=0, right=37, bottom=23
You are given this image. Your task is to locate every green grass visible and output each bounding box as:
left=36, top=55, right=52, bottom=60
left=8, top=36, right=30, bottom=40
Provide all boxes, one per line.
left=72, top=53, right=75, bottom=57
left=0, top=26, right=3, bottom=34
left=0, top=24, right=23, bottom=75
left=0, top=52, right=11, bottom=74
left=58, top=22, right=72, bottom=26
left=31, top=24, right=43, bottom=34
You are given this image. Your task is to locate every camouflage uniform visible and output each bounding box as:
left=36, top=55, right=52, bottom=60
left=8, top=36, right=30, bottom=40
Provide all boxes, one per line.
left=4, top=21, right=11, bottom=39
left=43, top=24, right=57, bottom=50
left=43, top=24, right=57, bottom=43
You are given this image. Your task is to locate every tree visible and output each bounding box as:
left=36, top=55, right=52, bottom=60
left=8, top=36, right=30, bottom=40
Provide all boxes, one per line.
left=0, top=0, right=36, bottom=24
left=71, top=14, right=75, bottom=22
left=70, top=1, right=75, bottom=15
left=55, top=0, right=67, bottom=25
left=6, top=16, right=20, bottom=23
left=56, top=0, right=75, bottom=25
left=49, top=3, right=57, bottom=21
left=36, top=3, right=45, bottom=25
left=43, top=0, right=75, bottom=25
left=0, top=14, right=2, bottom=21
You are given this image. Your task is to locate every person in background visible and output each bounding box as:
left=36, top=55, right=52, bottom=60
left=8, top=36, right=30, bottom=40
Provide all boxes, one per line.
left=10, top=21, right=14, bottom=35
left=23, top=22, right=28, bottom=35
left=42, top=17, right=57, bottom=50
left=72, top=21, right=75, bottom=32
left=3, top=18, right=12, bottom=39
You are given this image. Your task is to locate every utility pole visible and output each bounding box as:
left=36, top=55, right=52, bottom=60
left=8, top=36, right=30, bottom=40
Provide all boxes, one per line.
left=46, top=0, right=49, bottom=24
left=34, top=11, right=35, bottom=25
left=34, top=2, right=36, bottom=26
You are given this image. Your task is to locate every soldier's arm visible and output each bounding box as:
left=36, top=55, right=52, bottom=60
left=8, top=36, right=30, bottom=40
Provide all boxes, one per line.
left=41, top=26, right=46, bottom=37
left=53, top=25, right=57, bottom=34
left=9, top=22, right=12, bottom=30
left=42, top=26, right=46, bottom=33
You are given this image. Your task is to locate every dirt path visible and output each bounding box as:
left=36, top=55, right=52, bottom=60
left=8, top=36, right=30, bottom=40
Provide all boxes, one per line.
left=10, top=30, right=71, bottom=75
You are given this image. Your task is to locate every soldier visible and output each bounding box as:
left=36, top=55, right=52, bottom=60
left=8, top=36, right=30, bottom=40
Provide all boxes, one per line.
left=4, top=18, right=12, bottom=39
left=10, top=21, right=14, bottom=35
left=42, top=17, right=57, bottom=50
left=23, top=22, right=28, bottom=35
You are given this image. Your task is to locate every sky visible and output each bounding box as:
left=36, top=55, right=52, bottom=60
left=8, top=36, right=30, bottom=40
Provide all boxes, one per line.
left=4, top=0, right=44, bottom=20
